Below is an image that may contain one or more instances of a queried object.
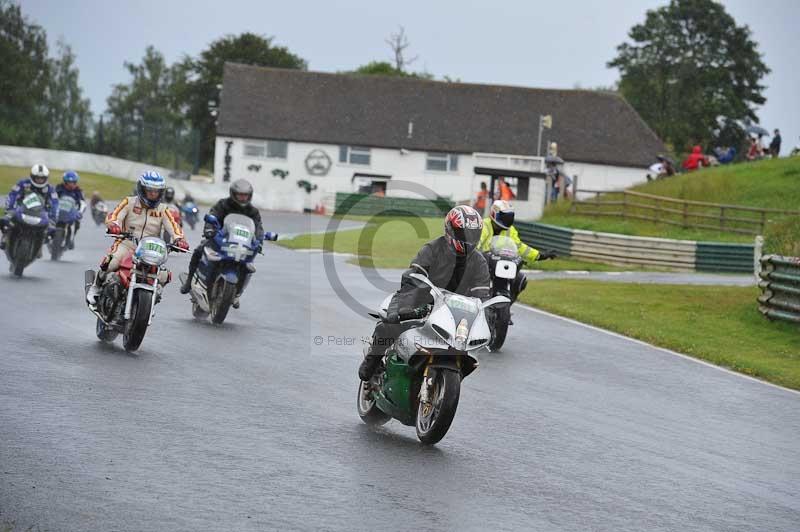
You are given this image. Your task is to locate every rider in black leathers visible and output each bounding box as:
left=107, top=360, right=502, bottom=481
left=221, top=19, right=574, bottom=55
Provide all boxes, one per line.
left=180, top=179, right=263, bottom=307
left=358, top=205, right=491, bottom=381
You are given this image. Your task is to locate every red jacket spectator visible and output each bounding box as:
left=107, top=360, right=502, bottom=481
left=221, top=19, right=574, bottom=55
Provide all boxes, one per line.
left=682, top=145, right=708, bottom=171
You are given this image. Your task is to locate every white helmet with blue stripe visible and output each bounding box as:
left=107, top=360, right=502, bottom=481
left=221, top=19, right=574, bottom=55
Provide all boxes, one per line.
left=137, top=170, right=166, bottom=208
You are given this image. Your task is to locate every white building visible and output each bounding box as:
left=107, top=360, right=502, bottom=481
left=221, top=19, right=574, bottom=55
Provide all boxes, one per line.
left=214, top=64, right=666, bottom=218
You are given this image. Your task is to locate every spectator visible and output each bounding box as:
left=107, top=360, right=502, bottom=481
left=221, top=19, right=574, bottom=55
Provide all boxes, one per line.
left=770, top=129, right=782, bottom=158
left=746, top=137, right=760, bottom=161
left=497, top=177, right=516, bottom=201
left=473, top=181, right=489, bottom=215
left=682, top=145, right=708, bottom=171
left=714, top=146, right=736, bottom=164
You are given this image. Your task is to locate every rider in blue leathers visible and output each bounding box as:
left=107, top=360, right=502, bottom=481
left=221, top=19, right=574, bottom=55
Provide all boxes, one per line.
left=0, top=164, right=59, bottom=250
left=55, top=170, right=86, bottom=249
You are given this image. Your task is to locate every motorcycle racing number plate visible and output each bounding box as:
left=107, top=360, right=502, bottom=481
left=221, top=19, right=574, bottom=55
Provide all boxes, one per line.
left=232, top=226, right=252, bottom=242
left=495, top=260, right=517, bottom=279
left=447, top=294, right=479, bottom=314
left=22, top=194, right=42, bottom=209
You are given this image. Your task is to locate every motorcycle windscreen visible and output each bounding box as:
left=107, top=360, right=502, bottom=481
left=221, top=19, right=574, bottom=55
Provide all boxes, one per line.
left=223, top=214, right=256, bottom=245
left=57, top=196, right=77, bottom=222
left=489, top=235, right=519, bottom=258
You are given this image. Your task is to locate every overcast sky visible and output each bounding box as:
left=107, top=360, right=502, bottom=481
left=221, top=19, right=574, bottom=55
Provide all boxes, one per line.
left=19, top=0, right=799, bottom=154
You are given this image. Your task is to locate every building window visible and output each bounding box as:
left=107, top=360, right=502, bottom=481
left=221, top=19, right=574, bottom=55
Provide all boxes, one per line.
left=426, top=153, right=459, bottom=172
left=339, top=146, right=371, bottom=166
left=243, top=140, right=288, bottom=160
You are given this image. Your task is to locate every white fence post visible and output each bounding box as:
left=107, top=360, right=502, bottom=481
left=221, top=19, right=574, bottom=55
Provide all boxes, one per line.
left=754, top=235, right=764, bottom=283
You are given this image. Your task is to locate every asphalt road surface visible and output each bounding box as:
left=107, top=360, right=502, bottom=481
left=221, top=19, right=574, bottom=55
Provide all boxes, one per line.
left=1, top=212, right=798, bottom=532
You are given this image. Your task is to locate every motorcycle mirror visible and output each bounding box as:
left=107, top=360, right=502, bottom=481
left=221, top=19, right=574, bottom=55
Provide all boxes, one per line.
left=264, top=231, right=279, bottom=242
left=203, top=213, right=220, bottom=226
left=482, top=295, right=511, bottom=309
left=409, top=272, right=443, bottom=298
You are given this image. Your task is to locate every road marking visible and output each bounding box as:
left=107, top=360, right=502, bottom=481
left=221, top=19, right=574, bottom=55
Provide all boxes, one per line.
left=517, top=303, right=800, bottom=397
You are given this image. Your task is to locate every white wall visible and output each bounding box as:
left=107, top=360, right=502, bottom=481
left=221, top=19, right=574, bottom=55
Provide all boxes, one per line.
left=565, top=161, right=649, bottom=197
left=0, top=144, right=172, bottom=183
left=214, top=136, right=553, bottom=218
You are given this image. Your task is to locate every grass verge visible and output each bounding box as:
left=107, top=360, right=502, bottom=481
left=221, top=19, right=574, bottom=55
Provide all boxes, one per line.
left=519, top=280, right=800, bottom=390
left=279, top=216, right=646, bottom=271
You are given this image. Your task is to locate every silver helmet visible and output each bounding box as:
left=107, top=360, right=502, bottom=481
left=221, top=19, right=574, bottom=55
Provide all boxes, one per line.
left=230, top=179, right=253, bottom=208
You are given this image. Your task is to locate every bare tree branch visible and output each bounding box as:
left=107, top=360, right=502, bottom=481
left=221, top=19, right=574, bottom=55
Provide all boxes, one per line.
left=385, top=26, right=418, bottom=71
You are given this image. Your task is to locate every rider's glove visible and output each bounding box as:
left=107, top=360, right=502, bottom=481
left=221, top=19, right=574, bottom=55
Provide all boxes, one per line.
left=385, top=309, right=401, bottom=324
left=107, top=224, right=122, bottom=235
left=538, top=249, right=558, bottom=261
left=174, top=238, right=190, bottom=251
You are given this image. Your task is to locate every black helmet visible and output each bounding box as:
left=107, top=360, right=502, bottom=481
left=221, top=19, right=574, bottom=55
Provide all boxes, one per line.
left=164, top=187, right=175, bottom=203
left=230, top=179, right=253, bottom=208
left=444, top=205, right=483, bottom=256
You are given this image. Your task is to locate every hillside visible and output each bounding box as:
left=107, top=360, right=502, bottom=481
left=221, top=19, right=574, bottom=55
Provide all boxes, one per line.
left=541, top=157, right=800, bottom=246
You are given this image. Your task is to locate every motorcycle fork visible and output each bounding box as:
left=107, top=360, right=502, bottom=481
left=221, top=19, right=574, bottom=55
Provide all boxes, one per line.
left=123, top=269, right=159, bottom=325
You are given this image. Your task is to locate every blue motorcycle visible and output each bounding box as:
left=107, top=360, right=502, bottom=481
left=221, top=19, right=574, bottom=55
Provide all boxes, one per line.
left=180, top=201, right=199, bottom=231
left=48, top=195, right=83, bottom=261
left=180, top=213, right=277, bottom=324
left=4, top=192, right=51, bottom=276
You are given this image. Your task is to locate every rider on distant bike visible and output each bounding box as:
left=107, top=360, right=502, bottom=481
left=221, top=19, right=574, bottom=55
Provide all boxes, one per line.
left=180, top=179, right=264, bottom=309
left=0, top=164, right=59, bottom=251
left=55, top=171, right=86, bottom=249
left=86, top=171, right=189, bottom=306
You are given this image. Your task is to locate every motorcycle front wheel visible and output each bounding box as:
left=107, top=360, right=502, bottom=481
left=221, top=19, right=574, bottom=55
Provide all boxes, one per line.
left=415, top=370, right=461, bottom=445
left=11, top=236, right=32, bottom=277
left=488, top=305, right=511, bottom=351
left=210, top=277, right=236, bottom=324
left=123, top=290, right=153, bottom=351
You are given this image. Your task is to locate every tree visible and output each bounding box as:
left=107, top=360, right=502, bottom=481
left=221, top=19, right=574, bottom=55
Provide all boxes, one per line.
left=181, top=33, right=307, bottom=169
left=349, top=60, right=433, bottom=79
left=608, top=0, right=769, bottom=154
left=0, top=0, right=50, bottom=146
left=46, top=39, right=93, bottom=151
left=385, top=26, right=417, bottom=72
left=105, top=46, right=186, bottom=161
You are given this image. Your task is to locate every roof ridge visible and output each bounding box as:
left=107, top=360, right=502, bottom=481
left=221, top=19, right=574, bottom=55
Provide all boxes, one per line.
left=223, top=61, right=623, bottom=99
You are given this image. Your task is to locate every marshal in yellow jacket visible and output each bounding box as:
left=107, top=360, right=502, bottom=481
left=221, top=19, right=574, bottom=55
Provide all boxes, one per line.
left=478, top=217, right=540, bottom=264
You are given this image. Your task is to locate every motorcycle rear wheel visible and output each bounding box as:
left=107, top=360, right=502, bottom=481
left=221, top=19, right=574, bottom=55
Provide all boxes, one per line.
left=123, top=290, right=153, bottom=351
left=415, top=370, right=461, bottom=445
left=356, top=380, right=391, bottom=426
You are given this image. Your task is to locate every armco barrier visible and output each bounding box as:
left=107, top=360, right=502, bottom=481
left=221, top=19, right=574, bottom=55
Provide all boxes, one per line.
left=758, top=255, right=800, bottom=323
left=515, top=221, right=755, bottom=273
left=334, top=193, right=454, bottom=218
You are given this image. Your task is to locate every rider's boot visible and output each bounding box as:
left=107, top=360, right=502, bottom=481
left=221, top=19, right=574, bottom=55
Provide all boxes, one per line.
left=86, top=270, right=105, bottom=306
left=233, top=267, right=254, bottom=309
left=358, top=341, right=384, bottom=382
left=180, top=246, right=203, bottom=294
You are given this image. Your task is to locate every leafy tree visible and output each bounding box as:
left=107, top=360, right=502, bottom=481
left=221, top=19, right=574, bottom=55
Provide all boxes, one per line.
left=349, top=61, right=432, bottom=79
left=608, top=0, right=769, bottom=154
left=46, top=39, right=92, bottom=151
left=0, top=0, right=50, bottom=146
left=181, top=33, right=307, bottom=169
left=105, top=46, right=186, bottom=161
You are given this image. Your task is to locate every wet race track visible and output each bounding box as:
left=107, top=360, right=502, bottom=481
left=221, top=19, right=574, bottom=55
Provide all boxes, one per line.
left=1, top=212, right=799, bottom=531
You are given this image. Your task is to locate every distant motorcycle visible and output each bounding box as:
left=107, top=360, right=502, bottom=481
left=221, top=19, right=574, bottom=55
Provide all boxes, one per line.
left=91, top=201, right=108, bottom=226
left=180, top=201, right=199, bottom=230
left=85, top=233, right=187, bottom=351
left=180, top=213, right=277, bottom=324
left=357, top=273, right=509, bottom=445
left=48, top=195, right=84, bottom=261
left=482, top=235, right=526, bottom=351
left=4, top=192, right=50, bottom=277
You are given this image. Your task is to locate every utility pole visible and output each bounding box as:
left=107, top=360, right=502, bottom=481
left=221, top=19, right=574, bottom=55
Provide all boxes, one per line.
left=537, top=114, right=552, bottom=156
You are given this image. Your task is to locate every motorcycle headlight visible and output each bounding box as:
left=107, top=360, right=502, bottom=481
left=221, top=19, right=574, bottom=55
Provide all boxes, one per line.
left=454, top=318, right=469, bottom=351
left=21, top=213, right=42, bottom=225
